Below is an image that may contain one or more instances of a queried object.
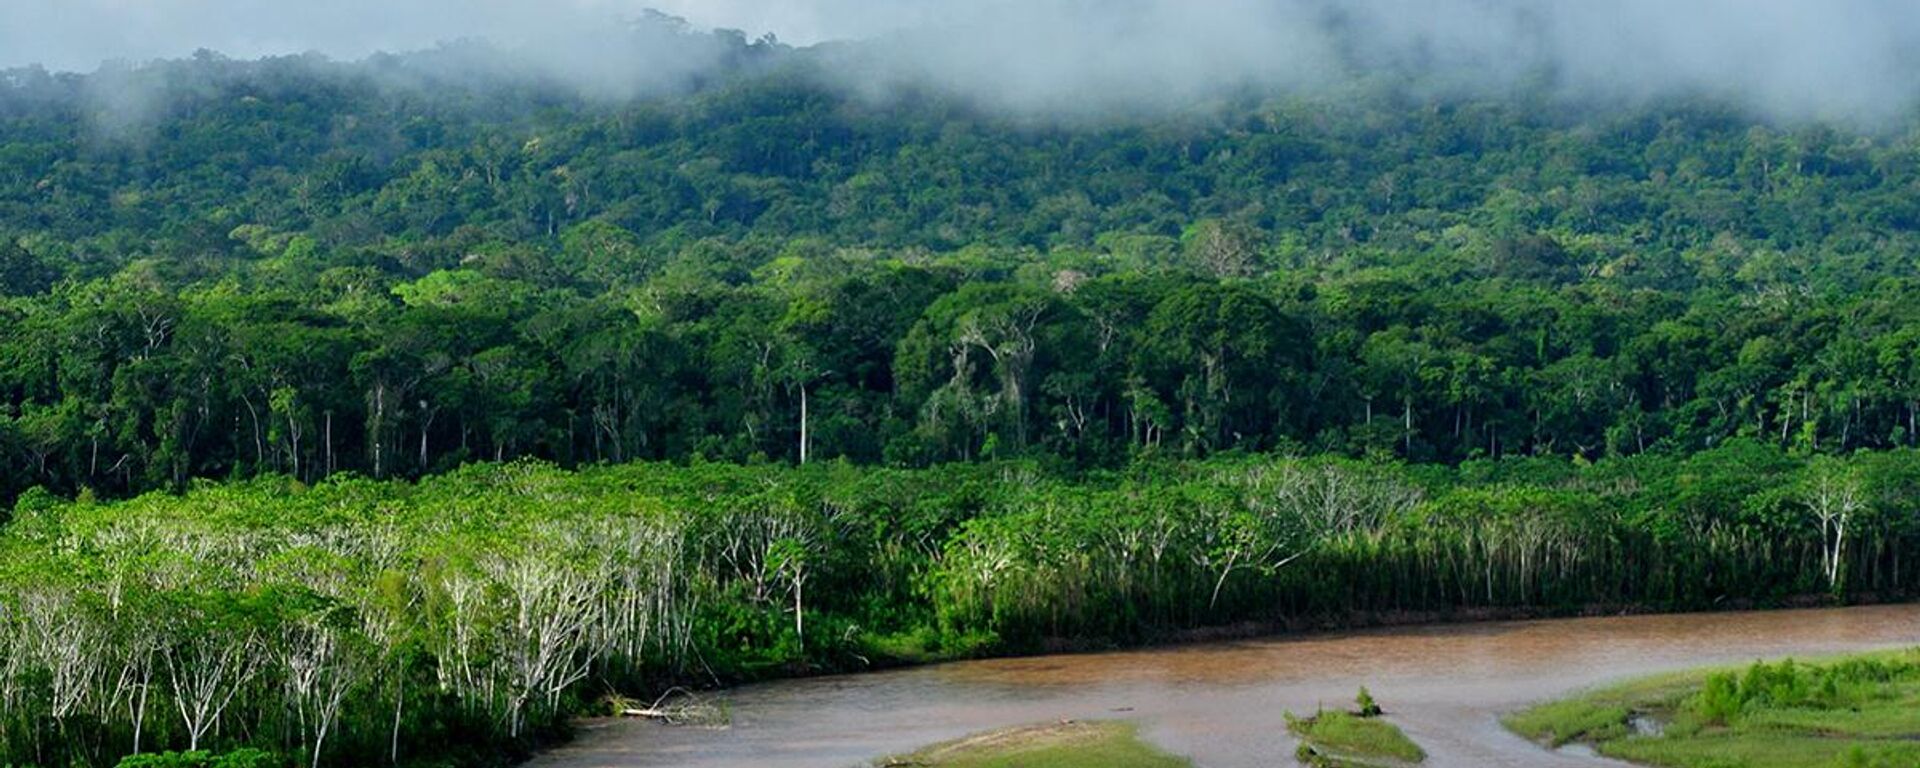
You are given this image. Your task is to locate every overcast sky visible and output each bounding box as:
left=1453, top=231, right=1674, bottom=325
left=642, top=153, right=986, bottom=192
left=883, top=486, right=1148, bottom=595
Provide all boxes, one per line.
left=0, top=0, right=876, bottom=71
left=7, top=1, right=1920, bottom=121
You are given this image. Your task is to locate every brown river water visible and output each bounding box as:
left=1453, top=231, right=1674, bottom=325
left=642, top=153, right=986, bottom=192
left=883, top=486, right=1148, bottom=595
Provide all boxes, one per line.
left=531, top=604, right=1920, bottom=768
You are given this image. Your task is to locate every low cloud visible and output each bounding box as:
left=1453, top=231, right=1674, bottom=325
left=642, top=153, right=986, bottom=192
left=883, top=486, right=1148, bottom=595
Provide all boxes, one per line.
left=5, top=0, right=1920, bottom=123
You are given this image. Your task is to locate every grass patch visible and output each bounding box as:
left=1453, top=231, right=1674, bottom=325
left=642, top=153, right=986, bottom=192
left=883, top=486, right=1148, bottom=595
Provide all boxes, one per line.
left=876, top=720, right=1191, bottom=768
left=1288, top=690, right=1425, bottom=767
left=1604, top=731, right=1920, bottom=768
left=1503, top=698, right=1633, bottom=747
left=1505, top=649, right=1920, bottom=768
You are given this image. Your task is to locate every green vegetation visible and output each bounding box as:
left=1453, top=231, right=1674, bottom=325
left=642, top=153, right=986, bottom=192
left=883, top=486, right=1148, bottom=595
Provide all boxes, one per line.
left=1503, top=695, right=1639, bottom=748
left=875, top=721, right=1190, bottom=768
left=1355, top=687, right=1383, bottom=718
left=10, top=20, right=1920, bottom=768
left=1507, top=651, right=1920, bottom=767
left=1289, top=713, right=1425, bottom=767
left=10, top=42, right=1920, bottom=505
left=5, top=415, right=1920, bottom=765
left=1289, top=689, right=1425, bottom=767
left=115, top=751, right=280, bottom=768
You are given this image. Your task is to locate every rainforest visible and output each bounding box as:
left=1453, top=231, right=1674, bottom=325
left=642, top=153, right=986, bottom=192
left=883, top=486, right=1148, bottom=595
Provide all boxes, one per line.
left=8, top=8, right=1920, bottom=768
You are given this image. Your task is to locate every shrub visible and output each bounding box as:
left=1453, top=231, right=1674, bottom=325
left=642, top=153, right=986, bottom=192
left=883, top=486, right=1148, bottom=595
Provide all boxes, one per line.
left=1692, top=672, right=1743, bottom=724
left=1355, top=686, right=1382, bottom=718
left=115, top=749, right=280, bottom=768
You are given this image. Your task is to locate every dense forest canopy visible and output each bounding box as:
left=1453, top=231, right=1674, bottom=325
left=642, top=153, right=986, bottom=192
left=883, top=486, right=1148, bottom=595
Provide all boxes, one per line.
left=6, top=29, right=1920, bottom=505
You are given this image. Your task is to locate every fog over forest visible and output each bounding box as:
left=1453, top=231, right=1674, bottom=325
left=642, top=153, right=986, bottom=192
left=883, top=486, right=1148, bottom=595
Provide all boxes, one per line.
left=7, top=1, right=1920, bottom=121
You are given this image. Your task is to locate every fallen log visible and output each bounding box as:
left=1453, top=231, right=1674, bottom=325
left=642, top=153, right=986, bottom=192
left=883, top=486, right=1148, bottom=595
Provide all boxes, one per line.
left=621, top=708, right=678, bottom=719
left=615, top=687, right=727, bottom=727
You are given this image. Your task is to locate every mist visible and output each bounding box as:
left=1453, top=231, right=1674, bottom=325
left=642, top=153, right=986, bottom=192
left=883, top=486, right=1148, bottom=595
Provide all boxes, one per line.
left=804, top=0, right=1920, bottom=122
left=7, top=0, right=1920, bottom=123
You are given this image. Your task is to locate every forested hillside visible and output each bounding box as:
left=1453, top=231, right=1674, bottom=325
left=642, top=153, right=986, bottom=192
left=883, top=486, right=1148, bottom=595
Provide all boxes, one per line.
left=7, top=38, right=1920, bottom=504
left=12, top=22, right=1920, bottom=767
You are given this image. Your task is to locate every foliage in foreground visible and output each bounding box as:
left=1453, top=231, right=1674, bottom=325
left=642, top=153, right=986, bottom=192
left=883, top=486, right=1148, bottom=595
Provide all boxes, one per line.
left=1507, top=650, right=1920, bottom=768
left=874, top=721, right=1190, bottom=768
left=3, top=443, right=1919, bottom=767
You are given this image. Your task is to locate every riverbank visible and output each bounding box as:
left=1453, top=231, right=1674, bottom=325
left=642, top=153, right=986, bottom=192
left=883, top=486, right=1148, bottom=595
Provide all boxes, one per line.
left=1507, top=649, right=1920, bottom=767
left=529, top=604, right=1920, bottom=768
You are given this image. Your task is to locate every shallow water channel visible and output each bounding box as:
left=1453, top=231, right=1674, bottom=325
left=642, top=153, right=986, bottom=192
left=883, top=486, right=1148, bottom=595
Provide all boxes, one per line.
left=531, top=604, right=1920, bottom=767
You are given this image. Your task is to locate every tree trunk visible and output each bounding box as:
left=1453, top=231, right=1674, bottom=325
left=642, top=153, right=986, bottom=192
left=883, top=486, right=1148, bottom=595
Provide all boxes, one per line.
left=390, top=673, right=404, bottom=766
left=243, top=394, right=264, bottom=471
left=793, top=579, right=805, bottom=651
left=1403, top=398, right=1413, bottom=453
left=370, top=384, right=386, bottom=478
left=324, top=411, right=334, bottom=477
left=418, top=402, right=435, bottom=471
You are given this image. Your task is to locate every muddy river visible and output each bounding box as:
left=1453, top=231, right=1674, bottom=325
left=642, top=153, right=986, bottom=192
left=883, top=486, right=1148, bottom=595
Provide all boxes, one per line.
left=531, top=604, right=1920, bottom=767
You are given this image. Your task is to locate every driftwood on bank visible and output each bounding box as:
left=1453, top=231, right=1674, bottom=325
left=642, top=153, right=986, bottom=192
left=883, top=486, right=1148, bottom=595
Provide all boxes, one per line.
left=618, top=687, right=727, bottom=726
